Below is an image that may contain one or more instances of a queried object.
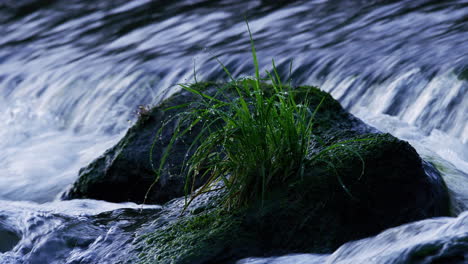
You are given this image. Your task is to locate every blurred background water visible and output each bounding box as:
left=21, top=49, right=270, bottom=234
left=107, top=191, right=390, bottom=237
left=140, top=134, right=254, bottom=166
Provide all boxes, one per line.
left=0, top=0, right=467, bottom=263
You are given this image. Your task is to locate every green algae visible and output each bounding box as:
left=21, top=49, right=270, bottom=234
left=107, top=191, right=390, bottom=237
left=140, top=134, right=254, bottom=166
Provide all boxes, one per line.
left=63, top=78, right=450, bottom=264
left=135, top=128, right=450, bottom=264
left=138, top=208, right=246, bottom=264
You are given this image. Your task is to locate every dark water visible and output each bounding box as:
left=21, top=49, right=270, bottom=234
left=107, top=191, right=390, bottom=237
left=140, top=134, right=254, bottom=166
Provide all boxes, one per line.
left=0, top=0, right=467, bottom=263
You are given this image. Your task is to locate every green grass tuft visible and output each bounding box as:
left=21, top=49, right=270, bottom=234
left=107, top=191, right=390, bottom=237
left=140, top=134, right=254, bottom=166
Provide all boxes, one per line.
left=150, top=21, right=368, bottom=210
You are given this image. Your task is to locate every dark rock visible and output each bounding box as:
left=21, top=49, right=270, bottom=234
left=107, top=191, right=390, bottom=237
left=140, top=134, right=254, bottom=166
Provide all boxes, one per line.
left=62, top=82, right=217, bottom=204
left=61, top=82, right=375, bottom=205
left=294, top=133, right=451, bottom=250
left=134, top=136, right=451, bottom=263
left=62, top=82, right=450, bottom=263
left=0, top=220, right=20, bottom=253
left=110, top=83, right=450, bottom=264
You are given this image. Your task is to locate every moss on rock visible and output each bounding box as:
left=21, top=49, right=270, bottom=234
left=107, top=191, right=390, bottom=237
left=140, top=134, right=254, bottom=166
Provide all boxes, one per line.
left=135, top=131, right=451, bottom=263
left=61, top=82, right=370, bottom=205
left=62, top=82, right=450, bottom=264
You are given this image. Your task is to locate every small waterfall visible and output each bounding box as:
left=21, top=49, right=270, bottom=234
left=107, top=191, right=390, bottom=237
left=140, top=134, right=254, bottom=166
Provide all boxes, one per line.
left=0, top=0, right=466, bottom=262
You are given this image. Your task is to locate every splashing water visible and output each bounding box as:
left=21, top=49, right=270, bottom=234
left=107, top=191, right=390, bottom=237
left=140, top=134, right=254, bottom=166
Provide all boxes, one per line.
left=0, top=0, right=467, bottom=263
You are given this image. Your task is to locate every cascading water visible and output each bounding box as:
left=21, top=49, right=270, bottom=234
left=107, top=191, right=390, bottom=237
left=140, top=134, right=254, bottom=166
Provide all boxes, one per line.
left=0, top=0, right=466, bottom=263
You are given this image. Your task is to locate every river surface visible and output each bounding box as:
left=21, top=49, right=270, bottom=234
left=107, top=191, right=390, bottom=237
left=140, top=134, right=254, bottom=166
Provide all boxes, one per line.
left=0, top=0, right=467, bottom=263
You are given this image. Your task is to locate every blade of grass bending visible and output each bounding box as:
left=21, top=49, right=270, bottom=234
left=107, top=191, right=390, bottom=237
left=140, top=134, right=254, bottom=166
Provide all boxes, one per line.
left=233, top=86, right=251, bottom=116
left=271, top=59, right=284, bottom=90
left=180, top=117, right=223, bottom=169
left=265, top=70, right=278, bottom=91
left=180, top=84, right=225, bottom=104
left=308, top=96, right=326, bottom=129
left=339, top=144, right=367, bottom=180
left=334, top=137, right=377, bottom=144
left=321, top=158, right=359, bottom=201
left=265, top=70, right=282, bottom=96
left=288, top=59, right=294, bottom=87
left=193, top=59, right=198, bottom=84
left=186, top=167, right=212, bottom=204
left=215, top=57, right=236, bottom=83
left=164, top=102, right=192, bottom=111
left=146, top=105, right=212, bottom=205
left=148, top=112, right=183, bottom=179
left=313, top=137, right=377, bottom=158
left=144, top=116, right=184, bottom=205
left=183, top=167, right=224, bottom=212
left=245, top=19, right=260, bottom=92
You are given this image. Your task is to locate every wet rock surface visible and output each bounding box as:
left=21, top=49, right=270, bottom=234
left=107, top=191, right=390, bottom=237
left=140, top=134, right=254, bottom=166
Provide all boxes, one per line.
left=61, top=83, right=216, bottom=204
left=62, top=82, right=377, bottom=205
left=61, top=83, right=451, bottom=264
left=0, top=220, right=20, bottom=253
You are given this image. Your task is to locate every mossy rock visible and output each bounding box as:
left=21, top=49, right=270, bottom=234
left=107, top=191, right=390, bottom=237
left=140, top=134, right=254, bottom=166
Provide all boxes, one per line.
left=122, top=83, right=450, bottom=264
left=134, top=133, right=451, bottom=263
left=62, top=81, right=450, bottom=263
left=61, top=82, right=373, bottom=204
left=62, top=82, right=217, bottom=204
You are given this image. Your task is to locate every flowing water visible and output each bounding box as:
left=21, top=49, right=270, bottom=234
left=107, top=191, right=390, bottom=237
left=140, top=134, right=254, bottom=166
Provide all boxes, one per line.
left=0, top=0, right=467, bottom=263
